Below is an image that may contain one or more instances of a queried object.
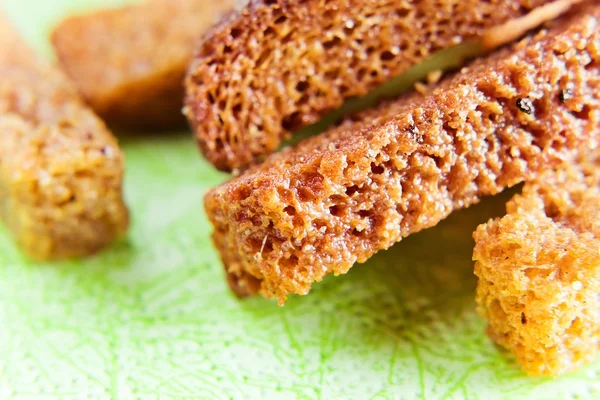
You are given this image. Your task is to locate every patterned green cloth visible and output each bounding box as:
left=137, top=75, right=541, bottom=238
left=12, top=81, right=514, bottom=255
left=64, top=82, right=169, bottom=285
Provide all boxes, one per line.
left=1, top=1, right=599, bottom=398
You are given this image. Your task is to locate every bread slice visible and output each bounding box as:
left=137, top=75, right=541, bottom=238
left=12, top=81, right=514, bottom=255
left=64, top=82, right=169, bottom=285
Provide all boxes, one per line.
left=185, top=0, right=579, bottom=171
left=0, top=15, right=129, bottom=260
left=204, top=2, right=600, bottom=304
left=52, top=0, right=234, bottom=131
left=474, top=151, right=600, bottom=376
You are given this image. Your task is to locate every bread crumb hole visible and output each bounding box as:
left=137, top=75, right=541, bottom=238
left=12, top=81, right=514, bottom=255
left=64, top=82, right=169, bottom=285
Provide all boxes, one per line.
left=282, top=112, right=302, bottom=131
left=352, top=228, right=366, bottom=237
left=263, top=27, right=276, bottom=40
left=371, top=163, right=385, bottom=174
left=232, top=104, right=242, bottom=119
left=280, top=255, right=299, bottom=269
left=323, top=36, right=342, bottom=49
left=297, top=187, right=315, bottom=202
left=521, top=313, right=527, bottom=324
left=544, top=201, right=560, bottom=220
left=329, top=205, right=343, bottom=216
left=261, top=237, right=274, bottom=255
left=284, top=206, right=296, bottom=216
left=215, top=138, right=224, bottom=151
left=572, top=104, right=591, bottom=120
left=234, top=187, right=251, bottom=201
left=380, top=50, right=395, bottom=61
left=295, top=81, right=309, bottom=92
left=323, top=10, right=335, bottom=20
left=346, top=185, right=359, bottom=196
left=230, top=28, right=242, bottom=39
left=396, top=8, right=410, bottom=18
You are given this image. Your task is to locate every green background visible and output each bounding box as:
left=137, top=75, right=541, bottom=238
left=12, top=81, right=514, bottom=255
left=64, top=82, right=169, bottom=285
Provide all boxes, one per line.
left=1, top=1, right=599, bottom=398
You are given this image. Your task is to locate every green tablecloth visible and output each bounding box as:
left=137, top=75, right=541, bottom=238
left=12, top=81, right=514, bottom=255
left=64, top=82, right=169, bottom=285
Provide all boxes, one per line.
left=1, top=1, right=599, bottom=398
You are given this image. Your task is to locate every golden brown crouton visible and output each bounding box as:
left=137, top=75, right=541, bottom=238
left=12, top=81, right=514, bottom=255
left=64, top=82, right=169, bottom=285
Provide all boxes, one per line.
left=474, top=152, right=600, bottom=376
left=185, top=0, right=579, bottom=171
left=52, top=0, right=234, bottom=131
left=204, top=2, right=600, bottom=304
left=0, top=16, right=129, bottom=260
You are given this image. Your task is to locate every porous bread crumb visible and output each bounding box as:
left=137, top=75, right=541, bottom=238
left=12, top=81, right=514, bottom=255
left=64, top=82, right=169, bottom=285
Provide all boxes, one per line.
left=52, top=0, right=234, bottom=131
left=474, top=151, right=600, bottom=376
left=204, top=3, right=600, bottom=304
left=186, top=0, right=577, bottom=171
left=0, top=15, right=129, bottom=260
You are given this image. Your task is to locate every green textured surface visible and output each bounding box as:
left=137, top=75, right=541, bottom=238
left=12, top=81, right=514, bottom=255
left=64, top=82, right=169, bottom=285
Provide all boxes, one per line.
left=1, top=1, right=600, bottom=399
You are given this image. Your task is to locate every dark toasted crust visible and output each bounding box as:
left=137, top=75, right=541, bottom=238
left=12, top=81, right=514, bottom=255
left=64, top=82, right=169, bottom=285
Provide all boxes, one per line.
left=0, top=16, right=129, bottom=260
left=186, top=0, right=573, bottom=172
left=51, top=0, right=233, bottom=131
left=474, top=151, right=600, bottom=376
left=204, top=3, right=600, bottom=304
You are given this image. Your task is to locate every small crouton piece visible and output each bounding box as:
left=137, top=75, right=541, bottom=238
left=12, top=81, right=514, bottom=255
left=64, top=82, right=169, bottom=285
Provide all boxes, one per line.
left=0, top=15, right=129, bottom=260
left=474, top=152, right=600, bottom=376
left=52, top=0, right=233, bottom=131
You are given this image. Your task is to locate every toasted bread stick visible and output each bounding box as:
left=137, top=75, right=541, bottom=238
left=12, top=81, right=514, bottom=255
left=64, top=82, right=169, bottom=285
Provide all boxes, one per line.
left=0, top=16, right=129, bottom=260
left=474, top=152, right=600, bottom=376
left=52, top=0, right=234, bottom=131
left=185, top=0, right=580, bottom=172
left=204, top=3, right=600, bottom=304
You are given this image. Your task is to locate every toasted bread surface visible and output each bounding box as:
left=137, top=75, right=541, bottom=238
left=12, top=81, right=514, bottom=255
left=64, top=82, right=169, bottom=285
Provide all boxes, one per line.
left=205, top=3, right=600, bottom=303
left=186, top=0, right=575, bottom=171
left=474, top=151, right=600, bottom=376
